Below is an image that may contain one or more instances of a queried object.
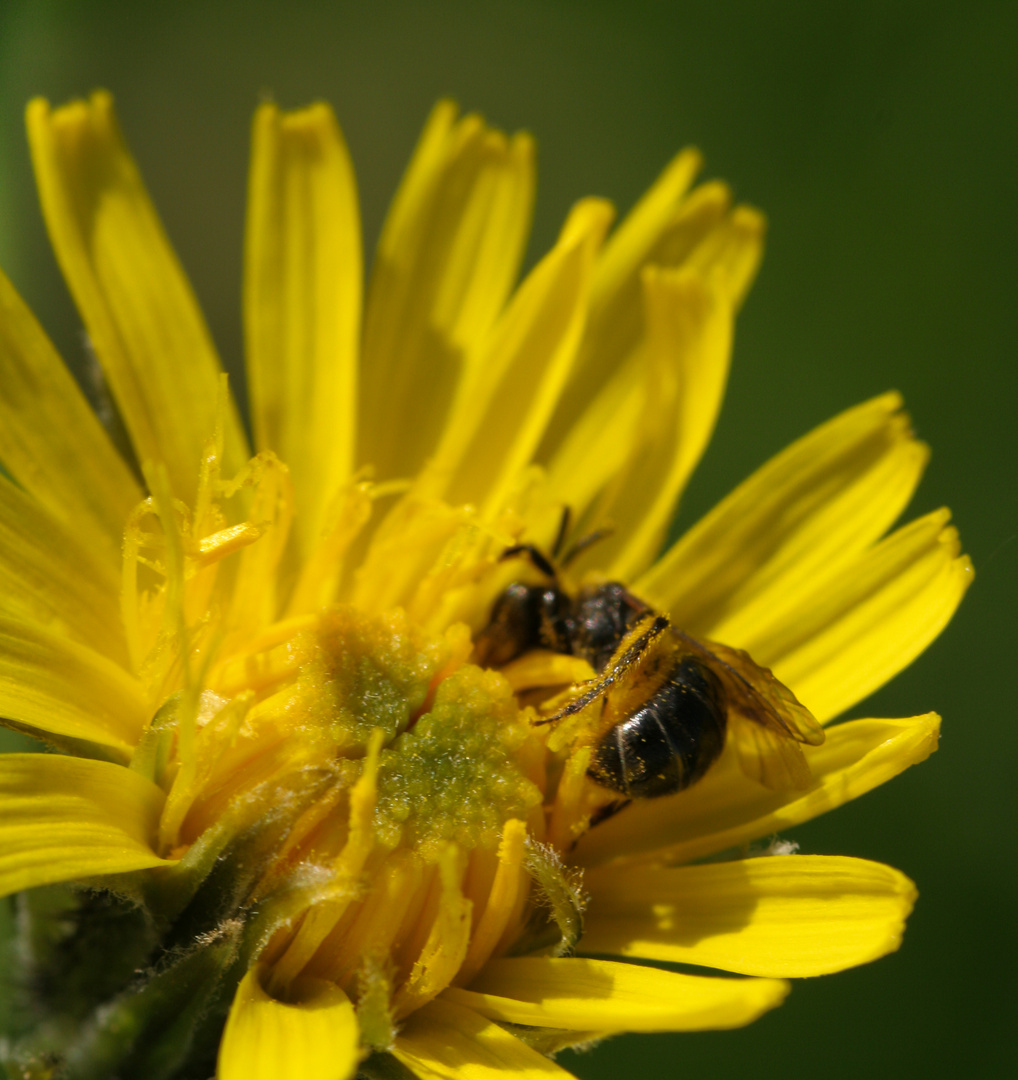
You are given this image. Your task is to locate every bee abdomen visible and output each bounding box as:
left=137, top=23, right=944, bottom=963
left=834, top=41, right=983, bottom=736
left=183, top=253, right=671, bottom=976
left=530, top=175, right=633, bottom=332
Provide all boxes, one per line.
left=587, top=658, right=727, bottom=799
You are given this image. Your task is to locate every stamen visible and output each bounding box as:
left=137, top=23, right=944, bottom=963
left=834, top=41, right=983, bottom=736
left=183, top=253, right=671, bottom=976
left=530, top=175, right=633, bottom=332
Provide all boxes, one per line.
left=268, top=729, right=385, bottom=993
left=457, top=819, right=528, bottom=984
left=393, top=843, right=472, bottom=1017
left=286, top=483, right=373, bottom=617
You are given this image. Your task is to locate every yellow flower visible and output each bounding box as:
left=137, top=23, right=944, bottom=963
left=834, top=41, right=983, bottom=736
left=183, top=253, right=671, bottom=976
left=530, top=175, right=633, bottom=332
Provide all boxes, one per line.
left=0, top=91, right=971, bottom=1080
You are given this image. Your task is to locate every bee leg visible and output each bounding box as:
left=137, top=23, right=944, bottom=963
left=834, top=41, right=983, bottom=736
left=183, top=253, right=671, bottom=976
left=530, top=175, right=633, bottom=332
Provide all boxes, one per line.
left=551, top=505, right=572, bottom=560
left=500, top=543, right=557, bottom=578
left=588, top=798, right=631, bottom=828
left=561, top=526, right=614, bottom=568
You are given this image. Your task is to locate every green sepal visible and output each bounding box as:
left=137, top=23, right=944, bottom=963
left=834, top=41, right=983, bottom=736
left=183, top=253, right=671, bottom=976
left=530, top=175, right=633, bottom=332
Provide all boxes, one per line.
left=0, top=716, right=129, bottom=765
left=509, top=837, right=588, bottom=957
left=138, top=765, right=340, bottom=927
left=499, top=1021, right=606, bottom=1056
left=129, top=693, right=181, bottom=788
left=5, top=919, right=241, bottom=1080
left=0, top=886, right=156, bottom=1041
left=357, top=1053, right=421, bottom=1080
left=0, top=894, right=19, bottom=1039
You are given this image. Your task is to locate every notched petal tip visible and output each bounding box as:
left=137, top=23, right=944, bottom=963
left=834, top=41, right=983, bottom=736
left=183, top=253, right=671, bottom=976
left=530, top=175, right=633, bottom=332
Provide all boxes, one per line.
left=27, top=86, right=249, bottom=504
left=244, top=91, right=362, bottom=560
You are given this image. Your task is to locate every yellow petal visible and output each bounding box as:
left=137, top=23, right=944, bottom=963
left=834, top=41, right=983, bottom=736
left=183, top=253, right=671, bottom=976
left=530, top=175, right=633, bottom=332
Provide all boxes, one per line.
left=0, top=615, right=147, bottom=752
left=394, top=844, right=474, bottom=1018
left=458, top=819, right=528, bottom=985
left=393, top=997, right=573, bottom=1080
left=0, top=753, right=173, bottom=897
left=589, top=146, right=704, bottom=333
left=245, top=102, right=361, bottom=560
left=573, top=713, right=940, bottom=868
left=685, top=203, right=767, bottom=310
left=557, top=149, right=708, bottom=425
left=543, top=348, right=645, bottom=522
left=761, top=510, right=973, bottom=722
left=360, top=102, right=535, bottom=481
left=428, top=198, right=613, bottom=514
left=598, top=267, right=733, bottom=579
left=541, top=172, right=763, bottom=463
left=446, top=957, right=788, bottom=1032
left=582, top=854, right=916, bottom=976
left=0, top=475, right=126, bottom=664
left=218, top=965, right=360, bottom=1080
left=0, top=268, right=140, bottom=559
left=25, top=92, right=248, bottom=502
left=637, top=392, right=929, bottom=635
left=266, top=729, right=385, bottom=990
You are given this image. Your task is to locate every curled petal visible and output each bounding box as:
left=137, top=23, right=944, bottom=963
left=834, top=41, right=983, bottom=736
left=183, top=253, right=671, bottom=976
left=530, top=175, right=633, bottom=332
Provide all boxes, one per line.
left=446, top=956, right=788, bottom=1032
left=218, top=965, right=360, bottom=1080
left=582, top=854, right=917, bottom=976
left=393, top=997, right=580, bottom=1079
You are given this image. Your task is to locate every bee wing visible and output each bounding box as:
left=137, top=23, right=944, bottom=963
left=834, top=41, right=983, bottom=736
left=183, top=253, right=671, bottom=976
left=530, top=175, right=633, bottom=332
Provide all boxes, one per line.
left=676, top=633, right=825, bottom=746
left=729, top=716, right=813, bottom=791
left=674, top=633, right=823, bottom=792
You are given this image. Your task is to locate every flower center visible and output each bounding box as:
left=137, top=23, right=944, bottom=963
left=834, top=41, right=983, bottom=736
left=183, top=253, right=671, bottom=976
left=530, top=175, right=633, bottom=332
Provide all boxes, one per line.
left=125, top=450, right=595, bottom=1042
left=239, top=609, right=546, bottom=1036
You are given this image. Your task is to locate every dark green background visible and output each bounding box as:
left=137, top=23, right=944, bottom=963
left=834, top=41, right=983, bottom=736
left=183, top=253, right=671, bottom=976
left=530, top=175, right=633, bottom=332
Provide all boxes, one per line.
left=0, top=1, right=1014, bottom=1076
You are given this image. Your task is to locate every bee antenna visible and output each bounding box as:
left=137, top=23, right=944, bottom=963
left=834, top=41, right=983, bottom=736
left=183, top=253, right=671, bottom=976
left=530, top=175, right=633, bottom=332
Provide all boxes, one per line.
left=561, top=526, right=614, bottom=568
left=499, top=543, right=557, bottom=579
left=551, top=506, right=572, bottom=559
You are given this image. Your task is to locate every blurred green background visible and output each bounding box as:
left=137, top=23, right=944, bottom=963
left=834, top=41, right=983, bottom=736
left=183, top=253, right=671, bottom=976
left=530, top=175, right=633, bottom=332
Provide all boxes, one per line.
left=0, top=0, right=1014, bottom=1076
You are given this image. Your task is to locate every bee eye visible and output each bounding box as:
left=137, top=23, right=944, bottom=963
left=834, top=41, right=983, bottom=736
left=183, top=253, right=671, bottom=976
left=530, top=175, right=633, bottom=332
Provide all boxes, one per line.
left=474, top=584, right=543, bottom=667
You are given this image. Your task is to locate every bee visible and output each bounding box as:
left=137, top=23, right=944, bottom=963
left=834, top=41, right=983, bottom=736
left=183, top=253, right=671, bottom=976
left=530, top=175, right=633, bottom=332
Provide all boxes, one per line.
left=475, top=537, right=824, bottom=799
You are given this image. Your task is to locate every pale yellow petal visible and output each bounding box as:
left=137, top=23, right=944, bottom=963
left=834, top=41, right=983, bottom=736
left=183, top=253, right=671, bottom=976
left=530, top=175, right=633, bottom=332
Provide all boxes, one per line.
left=558, top=151, right=709, bottom=419
left=696, top=454, right=935, bottom=662
left=637, top=392, right=928, bottom=635
left=0, top=475, right=126, bottom=664
left=218, top=965, right=360, bottom=1080
left=447, top=957, right=788, bottom=1032
left=582, top=854, right=916, bottom=976
left=685, top=203, right=767, bottom=309
left=360, top=102, right=535, bottom=481
left=394, top=844, right=473, bottom=1018
left=245, top=102, right=361, bottom=560
left=541, top=174, right=762, bottom=464
left=0, top=615, right=147, bottom=751
left=598, top=267, right=733, bottom=579
left=589, top=146, right=705, bottom=330
left=426, top=198, right=613, bottom=514
left=756, top=510, right=973, bottom=722
left=544, top=350, right=644, bottom=520
left=0, top=267, right=140, bottom=558
left=393, top=998, right=573, bottom=1080
left=573, top=713, right=940, bottom=868
left=458, top=819, right=528, bottom=985
left=25, top=92, right=248, bottom=501
left=0, top=753, right=172, bottom=897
